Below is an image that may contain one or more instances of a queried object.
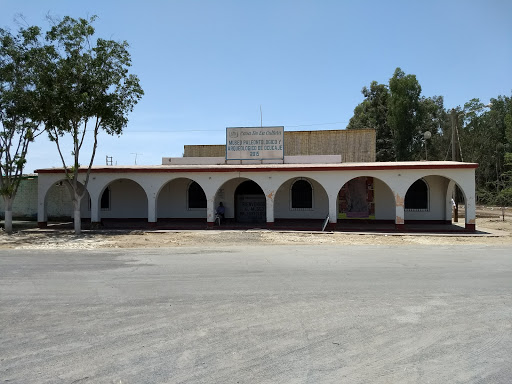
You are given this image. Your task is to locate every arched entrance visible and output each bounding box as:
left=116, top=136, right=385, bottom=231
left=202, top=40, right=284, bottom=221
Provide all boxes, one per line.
left=98, top=178, right=148, bottom=220
left=157, top=178, right=207, bottom=220
left=404, top=175, right=466, bottom=224
left=234, top=180, right=266, bottom=223
left=337, top=176, right=395, bottom=222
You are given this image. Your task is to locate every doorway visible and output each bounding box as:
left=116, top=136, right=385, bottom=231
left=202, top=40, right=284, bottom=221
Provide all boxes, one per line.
left=234, top=180, right=266, bottom=223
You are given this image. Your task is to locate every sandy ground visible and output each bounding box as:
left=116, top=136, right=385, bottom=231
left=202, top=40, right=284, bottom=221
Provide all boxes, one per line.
left=1, top=206, right=511, bottom=250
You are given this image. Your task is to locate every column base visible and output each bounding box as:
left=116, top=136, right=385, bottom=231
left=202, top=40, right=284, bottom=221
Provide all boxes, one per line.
left=148, top=221, right=157, bottom=228
left=327, top=222, right=336, bottom=231
left=37, top=221, right=47, bottom=228
left=207, top=221, right=214, bottom=228
left=90, top=222, right=102, bottom=229
left=465, top=223, right=476, bottom=232
left=395, top=223, right=405, bottom=231
left=266, top=222, right=274, bottom=229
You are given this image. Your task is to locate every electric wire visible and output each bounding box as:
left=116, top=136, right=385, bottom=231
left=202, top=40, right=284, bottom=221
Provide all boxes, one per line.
left=124, top=121, right=350, bottom=133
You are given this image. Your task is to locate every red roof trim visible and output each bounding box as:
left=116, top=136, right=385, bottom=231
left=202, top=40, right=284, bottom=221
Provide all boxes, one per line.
left=35, top=163, right=478, bottom=174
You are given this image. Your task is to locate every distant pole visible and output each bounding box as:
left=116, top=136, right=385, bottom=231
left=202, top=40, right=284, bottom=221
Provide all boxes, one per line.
left=451, top=109, right=459, bottom=222
left=260, top=105, right=263, bottom=127
left=130, top=153, right=142, bottom=165
left=423, top=131, right=431, bottom=160
left=451, top=109, right=458, bottom=162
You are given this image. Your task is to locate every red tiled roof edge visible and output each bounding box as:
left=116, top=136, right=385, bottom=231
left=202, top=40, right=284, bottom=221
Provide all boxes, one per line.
left=35, top=163, right=478, bottom=174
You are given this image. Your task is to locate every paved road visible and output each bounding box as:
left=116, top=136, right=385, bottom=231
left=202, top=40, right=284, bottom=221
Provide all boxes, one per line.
left=1, top=245, right=512, bottom=384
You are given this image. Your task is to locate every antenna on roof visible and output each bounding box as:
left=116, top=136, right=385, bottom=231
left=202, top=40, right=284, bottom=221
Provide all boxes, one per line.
left=130, top=153, right=143, bottom=165
left=260, top=105, right=263, bottom=127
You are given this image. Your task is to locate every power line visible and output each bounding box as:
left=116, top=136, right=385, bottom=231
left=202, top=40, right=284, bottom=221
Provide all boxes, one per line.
left=286, top=121, right=348, bottom=128
left=124, top=121, right=350, bottom=133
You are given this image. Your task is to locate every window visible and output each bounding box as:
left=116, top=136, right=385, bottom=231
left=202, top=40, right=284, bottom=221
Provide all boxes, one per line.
left=188, top=181, right=206, bottom=209
left=405, top=179, right=429, bottom=210
left=88, top=187, right=111, bottom=211
left=291, top=179, right=313, bottom=209
left=100, top=187, right=111, bottom=210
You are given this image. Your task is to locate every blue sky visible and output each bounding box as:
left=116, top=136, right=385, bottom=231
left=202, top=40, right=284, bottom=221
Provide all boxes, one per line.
left=1, top=0, right=511, bottom=172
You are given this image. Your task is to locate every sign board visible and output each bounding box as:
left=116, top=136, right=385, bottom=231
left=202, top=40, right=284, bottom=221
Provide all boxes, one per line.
left=226, top=126, right=284, bottom=160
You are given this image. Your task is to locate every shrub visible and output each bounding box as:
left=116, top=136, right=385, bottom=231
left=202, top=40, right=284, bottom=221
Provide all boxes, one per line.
left=495, top=188, right=512, bottom=207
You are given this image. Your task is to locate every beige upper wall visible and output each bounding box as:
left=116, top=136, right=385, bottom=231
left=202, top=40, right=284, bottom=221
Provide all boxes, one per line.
left=184, top=129, right=376, bottom=162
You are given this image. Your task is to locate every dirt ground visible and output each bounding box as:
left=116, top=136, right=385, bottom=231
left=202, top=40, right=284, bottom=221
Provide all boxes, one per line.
left=1, top=206, right=511, bottom=250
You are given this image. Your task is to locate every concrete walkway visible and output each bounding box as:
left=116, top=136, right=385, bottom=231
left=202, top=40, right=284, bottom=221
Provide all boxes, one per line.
left=4, top=219, right=507, bottom=237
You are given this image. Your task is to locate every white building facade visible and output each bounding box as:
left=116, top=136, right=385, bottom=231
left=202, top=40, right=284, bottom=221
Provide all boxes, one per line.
left=35, top=160, right=478, bottom=231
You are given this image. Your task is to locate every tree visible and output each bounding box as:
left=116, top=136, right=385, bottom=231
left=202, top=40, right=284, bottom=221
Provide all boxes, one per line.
left=41, top=16, right=143, bottom=234
left=348, top=70, right=444, bottom=162
left=0, top=25, right=46, bottom=233
left=458, top=96, right=512, bottom=196
left=347, top=81, right=394, bottom=161
left=387, top=68, right=423, bottom=161
left=416, top=95, right=445, bottom=161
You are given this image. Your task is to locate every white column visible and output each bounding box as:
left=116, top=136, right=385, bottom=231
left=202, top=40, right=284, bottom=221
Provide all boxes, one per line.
left=37, top=198, right=47, bottom=224
left=394, top=191, right=405, bottom=228
left=266, top=192, right=275, bottom=225
left=37, top=181, right=50, bottom=227
left=462, top=178, right=476, bottom=230
left=90, top=192, right=100, bottom=223
left=446, top=180, right=455, bottom=222
left=328, top=192, right=338, bottom=225
left=147, top=194, right=157, bottom=223
left=207, top=197, right=215, bottom=226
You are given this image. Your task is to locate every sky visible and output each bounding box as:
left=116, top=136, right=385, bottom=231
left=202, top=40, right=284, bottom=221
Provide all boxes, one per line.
left=1, top=0, right=511, bottom=173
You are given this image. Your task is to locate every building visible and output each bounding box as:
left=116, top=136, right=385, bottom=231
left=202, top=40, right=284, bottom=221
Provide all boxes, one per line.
left=34, top=128, right=478, bottom=231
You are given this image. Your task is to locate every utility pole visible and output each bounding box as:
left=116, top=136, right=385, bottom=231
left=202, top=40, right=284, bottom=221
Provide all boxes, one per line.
left=451, top=109, right=459, bottom=222
left=451, top=109, right=459, bottom=162
left=450, top=103, right=491, bottom=224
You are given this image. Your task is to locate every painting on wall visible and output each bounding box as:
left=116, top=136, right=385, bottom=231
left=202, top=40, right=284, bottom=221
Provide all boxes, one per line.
left=338, top=177, right=375, bottom=219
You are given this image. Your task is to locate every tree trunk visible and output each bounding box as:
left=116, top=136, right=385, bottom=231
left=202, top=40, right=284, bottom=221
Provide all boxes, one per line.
left=73, top=195, right=81, bottom=235
left=4, top=198, right=13, bottom=234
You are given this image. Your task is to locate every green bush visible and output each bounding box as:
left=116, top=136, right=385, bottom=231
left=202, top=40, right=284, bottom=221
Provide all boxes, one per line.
left=476, top=189, right=497, bottom=205
left=495, top=188, right=512, bottom=207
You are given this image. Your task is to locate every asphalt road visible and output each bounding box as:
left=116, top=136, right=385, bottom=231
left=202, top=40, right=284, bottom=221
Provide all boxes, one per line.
left=1, top=245, right=512, bottom=384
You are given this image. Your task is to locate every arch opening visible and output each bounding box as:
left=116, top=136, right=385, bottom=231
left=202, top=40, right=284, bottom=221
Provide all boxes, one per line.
left=405, top=179, right=429, bottom=211
left=274, top=176, right=328, bottom=220
left=291, top=179, right=313, bottom=209
left=234, top=180, right=266, bottom=223
left=403, top=175, right=467, bottom=224
left=98, top=178, right=148, bottom=220
left=337, top=176, right=395, bottom=221
left=156, top=178, right=207, bottom=220
left=339, top=177, right=373, bottom=220
left=44, top=179, right=90, bottom=221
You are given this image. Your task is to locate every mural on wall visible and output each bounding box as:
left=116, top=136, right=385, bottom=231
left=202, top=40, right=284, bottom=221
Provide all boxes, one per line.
left=338, top=177, right=375, bottom=219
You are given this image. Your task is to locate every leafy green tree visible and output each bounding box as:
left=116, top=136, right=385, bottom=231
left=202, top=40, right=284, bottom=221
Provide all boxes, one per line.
left=348, top=69, right=444, bottom=162
left=496, top=152, right=512, bottom=207
left=41, top=16, right=144, bottom=234
left=487, top=95, right=512, bottom=193
left=459, top=96, right=512, bottom=196
left=347, top=81, right=394, bottom=161
left=387, top=68, right=422, bottom=161
left=0, top=25, right=46, bottom=233
left=415, top=95, right=445, bottom=161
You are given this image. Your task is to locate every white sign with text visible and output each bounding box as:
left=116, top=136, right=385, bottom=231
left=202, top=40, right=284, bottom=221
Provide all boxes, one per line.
left=226, top=126, right=284, bottom=160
